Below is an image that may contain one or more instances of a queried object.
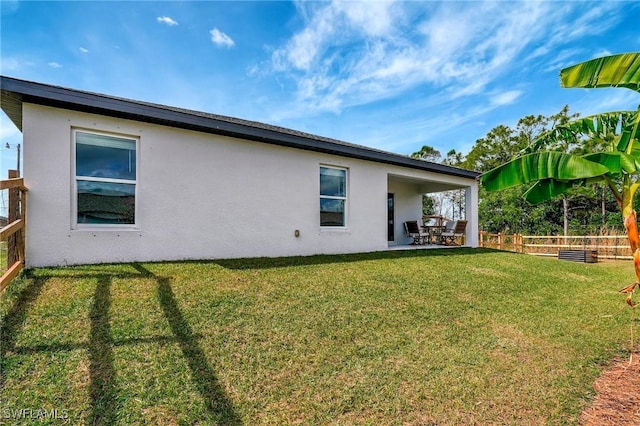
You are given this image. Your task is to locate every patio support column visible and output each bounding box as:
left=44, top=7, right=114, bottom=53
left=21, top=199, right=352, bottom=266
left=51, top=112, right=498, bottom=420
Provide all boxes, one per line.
left=465, top=185, right=479, bottom=247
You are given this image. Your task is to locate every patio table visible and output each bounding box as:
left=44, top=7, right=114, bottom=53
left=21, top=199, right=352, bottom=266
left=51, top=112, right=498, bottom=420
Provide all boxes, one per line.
left=423, top=225, right=445, bottom=244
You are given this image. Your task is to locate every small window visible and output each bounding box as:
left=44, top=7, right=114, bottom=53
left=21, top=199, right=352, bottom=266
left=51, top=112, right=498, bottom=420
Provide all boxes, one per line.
left=320, top=166, right=347, bottom=227
left=74, top=130, right=137, bottom=226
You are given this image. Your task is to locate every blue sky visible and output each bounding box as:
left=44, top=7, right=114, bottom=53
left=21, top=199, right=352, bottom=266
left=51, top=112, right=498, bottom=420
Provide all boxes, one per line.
left=1, top=0, right=640, bottom=178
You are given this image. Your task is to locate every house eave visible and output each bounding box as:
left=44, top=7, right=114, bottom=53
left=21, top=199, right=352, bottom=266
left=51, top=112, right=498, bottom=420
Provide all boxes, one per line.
left=1, top=76, right=480, bottom=179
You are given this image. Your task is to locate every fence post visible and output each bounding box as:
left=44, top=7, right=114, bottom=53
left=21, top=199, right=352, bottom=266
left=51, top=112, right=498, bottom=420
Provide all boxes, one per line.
left=479, top=231, right=484, bottom=248
left=498, top=233, right=503, bottom=250
left=17, top=185, right=26, bottom=263
left=7, top=170, right=19, bottom=266
left=518, top=234, right=523, bottom=253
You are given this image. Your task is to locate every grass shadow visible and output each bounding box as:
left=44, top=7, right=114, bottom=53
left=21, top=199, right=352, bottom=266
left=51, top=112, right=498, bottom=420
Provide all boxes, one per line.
left=0, top=272, right=120, bottom=425
left=87, top=275, right=118, bottom=426
left=132, top=264, right=242, bottom=424
left=212, top=247, right=504, bottom=270
left=0, top=274, right=48, bottom=390
left=19, top=249, right=506, bottom=275
left=12, top=334, right=198, bottom=355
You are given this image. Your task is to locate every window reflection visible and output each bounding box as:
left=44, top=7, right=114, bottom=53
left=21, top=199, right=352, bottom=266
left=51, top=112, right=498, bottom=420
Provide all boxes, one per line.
left=320, top=198, right=345, bottom=226
left=320, top=167, right=346, bottom=197
left=75, top=131, right=137, bottom=226
left=320, top=166, right=347, bottom=227
left=77, top=181, right=135, bottom=224
left=76, top=143, right=136, bottom=180
left=76, top=132, right=136, bottom=180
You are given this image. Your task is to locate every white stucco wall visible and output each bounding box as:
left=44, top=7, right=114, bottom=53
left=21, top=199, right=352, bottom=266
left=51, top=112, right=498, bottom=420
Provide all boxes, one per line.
left=387, top=179, right=422, bottom=245
left=22, top=103, right=478, bottom=267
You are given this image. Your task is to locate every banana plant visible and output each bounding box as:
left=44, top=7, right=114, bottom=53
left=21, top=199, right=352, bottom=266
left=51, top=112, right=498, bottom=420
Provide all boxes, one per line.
left=480, top=52, right=640, bottom=306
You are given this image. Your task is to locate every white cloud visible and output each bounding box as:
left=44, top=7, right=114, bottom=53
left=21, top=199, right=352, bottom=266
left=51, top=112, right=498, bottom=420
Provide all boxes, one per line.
left=48, top=62, right=62, bottom=68
left=591, top=49, right=614, bottom=60
left=372, top=99, right=506, bottom=154
left=575, top=90, right=640, bottom=117
left=525, top=3, right=623, bottom=65
left=334, top=1, right=397, bottom=37
left=210, top=28, right=235, bottom=48
left=272, top=1, right=398, bottom=72
left=269, top=1, right=555, bottom=115
left=79, top=47, right=89, bottom=54
left=264, top=0, right=632, bottom=146
left=157, top=16, right=178, bottom=26
left=491, top=90, right=522, bottom=106
left=272, top=15, right=329, bottom=71
left=0, top=57, right=20, bottom=71
left=541, top=48, right=585, bottom=73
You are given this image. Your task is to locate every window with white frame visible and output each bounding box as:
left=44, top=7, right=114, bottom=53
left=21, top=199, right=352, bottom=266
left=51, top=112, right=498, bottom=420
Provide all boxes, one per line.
left=74, top=130, right=137, bottom=226
left=320, top=166, right=347, bottom=227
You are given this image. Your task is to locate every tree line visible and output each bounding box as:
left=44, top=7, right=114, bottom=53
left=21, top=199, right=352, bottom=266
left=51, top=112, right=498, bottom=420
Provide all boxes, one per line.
left=412, top=106, right=630, bottom=236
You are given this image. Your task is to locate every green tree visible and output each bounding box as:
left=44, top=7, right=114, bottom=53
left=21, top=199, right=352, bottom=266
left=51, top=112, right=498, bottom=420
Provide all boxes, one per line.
left=411, top=145, right=441, bottom=216
left=444, top=150, right=465, bottom=219
left=464, top=106, right=577, bottom=173
left=464, top=125, right=521, bottom=172
left=467, top=107, right=583, bottom=234
left=411, top=145, right=441, bottom=162
left=421, top=193, right=435, bottom=216
left=480, top=52, right=640, bottom=306
left=412, top=147, right=470, bottom=219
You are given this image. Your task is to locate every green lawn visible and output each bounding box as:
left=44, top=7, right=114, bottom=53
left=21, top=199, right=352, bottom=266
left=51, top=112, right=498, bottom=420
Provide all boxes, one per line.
left=0, top=248, right=634, bottom=425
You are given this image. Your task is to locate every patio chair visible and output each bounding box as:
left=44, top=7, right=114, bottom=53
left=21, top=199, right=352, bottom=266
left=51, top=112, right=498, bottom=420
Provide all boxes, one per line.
left=440, top=220, right=467, bottom=245
left=441, top=220, right=455, bottom=233
left=404, top=221, right=429, bottom=245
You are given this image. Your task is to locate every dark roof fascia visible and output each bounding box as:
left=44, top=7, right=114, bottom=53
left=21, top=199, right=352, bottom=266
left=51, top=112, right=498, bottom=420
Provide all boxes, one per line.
left=0, top=76, right=479, bottom=179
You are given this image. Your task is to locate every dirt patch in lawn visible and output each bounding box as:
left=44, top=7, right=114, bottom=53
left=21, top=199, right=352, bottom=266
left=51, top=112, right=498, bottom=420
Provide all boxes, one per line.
left=580, top=346, right=640, bottom=425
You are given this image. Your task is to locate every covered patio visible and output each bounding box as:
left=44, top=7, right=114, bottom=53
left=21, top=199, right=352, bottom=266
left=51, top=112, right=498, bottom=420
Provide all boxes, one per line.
left=387, top=172, right=478, bottom=249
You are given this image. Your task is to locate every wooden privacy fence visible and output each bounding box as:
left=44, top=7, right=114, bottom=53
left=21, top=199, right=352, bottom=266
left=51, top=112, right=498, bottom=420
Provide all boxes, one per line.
left=479, top=231, right=633, bottom=260
left=1, top=170, right=27, bottom=294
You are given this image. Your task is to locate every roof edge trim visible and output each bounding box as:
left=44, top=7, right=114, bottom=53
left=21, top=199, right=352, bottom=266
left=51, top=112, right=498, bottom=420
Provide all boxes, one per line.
left=0, top=76, right=479, bottom=179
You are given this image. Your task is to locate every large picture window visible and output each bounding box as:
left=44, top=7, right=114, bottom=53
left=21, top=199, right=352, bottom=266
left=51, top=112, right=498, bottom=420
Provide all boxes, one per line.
left=74, top=130, right=137, bottom=226
left=320, top=166, right=347, bottom=227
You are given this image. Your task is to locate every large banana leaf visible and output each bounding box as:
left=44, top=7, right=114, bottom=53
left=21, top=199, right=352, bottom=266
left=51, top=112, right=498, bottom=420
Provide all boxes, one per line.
left=560, top=52, right=640, bottom=93
left=523, top=179, right=578, bottom=204
left=582, top=151, right=639, bottom=174
left=480, top=152, right=610, bottom=192
left=524, top=111, right=640, bottom=154
left=617, top=109, right=640, bottom=153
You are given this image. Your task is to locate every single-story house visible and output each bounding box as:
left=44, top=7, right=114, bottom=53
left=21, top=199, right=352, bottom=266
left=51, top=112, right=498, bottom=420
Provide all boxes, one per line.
left=0, top=76, right=480, bottom=268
